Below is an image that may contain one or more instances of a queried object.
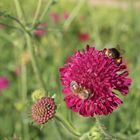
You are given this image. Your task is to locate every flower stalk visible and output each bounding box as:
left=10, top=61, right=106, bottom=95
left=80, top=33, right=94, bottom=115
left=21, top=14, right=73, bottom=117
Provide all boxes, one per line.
left=95, top=117, right=113, bottom=139
left=21, top=52, right=27, bottom=101
left=25, top=33, right=47, bottom=91
left=55, top=114, right=82, bottom=137
left=39, top=0, right=56, bottom=23
left=32, top=0, right=43, bottom=27
left=13, top=1, right=30, bottom=139
left=79, top=117, right=124, bottom=140
left=63, top=0, right=85, bottom=30
left=14, top=0, right=25, bottom=24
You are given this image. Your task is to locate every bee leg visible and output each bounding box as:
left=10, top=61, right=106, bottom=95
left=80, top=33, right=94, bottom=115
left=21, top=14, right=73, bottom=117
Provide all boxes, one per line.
left=115, top=57, right=122, bottom=65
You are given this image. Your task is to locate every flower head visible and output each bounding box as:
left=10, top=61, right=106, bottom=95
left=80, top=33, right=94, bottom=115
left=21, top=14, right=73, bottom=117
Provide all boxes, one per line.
left=32, top=96, right=56, bottom=124
left=63, top=12, right=69, bottom=20
left=0, top=76, right=9, bottom=90
left=59, top=45, right=132, bottom=117
left=34, top=23, right=47, bottom=37
left=79, top=32, right=90, bottom=42
left=50, top=12, right=60, bottom=23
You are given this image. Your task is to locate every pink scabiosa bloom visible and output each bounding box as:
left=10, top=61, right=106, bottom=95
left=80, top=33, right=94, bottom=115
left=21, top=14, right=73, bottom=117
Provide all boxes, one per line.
left=59, top=45, right=132, bottom=117
left=0, top=76, right=9, bottom=90
left=50, top=12, right=60, bottom=23
left=79, top=32, right=90, bottom=42
left=34, top=23, right=48, bottom=37
left=32, top=96, right=56, bottom=124
left=62, top=12, right=69, bottom=20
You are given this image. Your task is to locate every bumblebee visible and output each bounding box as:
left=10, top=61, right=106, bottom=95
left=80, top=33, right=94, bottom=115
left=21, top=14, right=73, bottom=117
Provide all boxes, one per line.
left=104, top=45, right=124, bottom=65
left=70, top=81, right=91, bottom=100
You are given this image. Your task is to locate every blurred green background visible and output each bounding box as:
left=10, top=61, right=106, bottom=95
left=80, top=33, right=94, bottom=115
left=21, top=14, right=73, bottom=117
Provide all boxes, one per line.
left=0, top=0, right=140, bottom=139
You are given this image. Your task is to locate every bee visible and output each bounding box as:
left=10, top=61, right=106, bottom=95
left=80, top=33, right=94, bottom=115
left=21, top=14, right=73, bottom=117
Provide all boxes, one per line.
left=104, top=45, right=125, bottom=65
left=70, top=81, right=91, bottom=100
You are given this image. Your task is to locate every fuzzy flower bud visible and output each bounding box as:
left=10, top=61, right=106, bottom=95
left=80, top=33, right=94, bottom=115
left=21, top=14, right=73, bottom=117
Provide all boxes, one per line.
left=14, top=101, right=24, bottom=111
left=31, top=89, right=45, bottom=102
left=80, top=126, right=104, bottom=140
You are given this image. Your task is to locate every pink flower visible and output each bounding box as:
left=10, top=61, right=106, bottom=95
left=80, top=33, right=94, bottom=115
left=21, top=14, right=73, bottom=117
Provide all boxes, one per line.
left=34, top=23, right=48, bottom=37
left=62, top=12, right=69, bottom=20
left=79, top=32, right=90, bottom=42
left=59, top=45, right=132, bottom=117
left=32, top=96, right=56, bottom=124
left=50, top=12, right=60, bottom=23
left=0, top=76, right=9, bottom=90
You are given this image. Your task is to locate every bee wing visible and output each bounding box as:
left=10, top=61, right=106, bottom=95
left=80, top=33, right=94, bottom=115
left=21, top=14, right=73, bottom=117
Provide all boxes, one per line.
left=116, top=44, right=125, bottom=55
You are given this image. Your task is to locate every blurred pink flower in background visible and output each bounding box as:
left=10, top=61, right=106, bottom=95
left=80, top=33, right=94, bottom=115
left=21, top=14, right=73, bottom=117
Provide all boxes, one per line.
left=34, top=23, right=48, bottom=37
left=50, top=12, right=60, bottom=23
left=79, top=32, right=90, bottom=42
left=60, top=45, right=132, bottom=117
left=13, top=66, right=21, bottom=76
left=12, top=136, right=19, bottom=140
left=0, top=76, right=9, bottom=90
left=62, top=12, right=69, bottom=20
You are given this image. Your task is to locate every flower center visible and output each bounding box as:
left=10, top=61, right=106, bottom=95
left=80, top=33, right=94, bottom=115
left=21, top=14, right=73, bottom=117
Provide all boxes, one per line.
left=36, top=106, right=45, bottom=117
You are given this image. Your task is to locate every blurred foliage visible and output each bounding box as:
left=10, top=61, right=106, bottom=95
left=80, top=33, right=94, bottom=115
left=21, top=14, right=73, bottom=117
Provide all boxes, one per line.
left=0, top=0, right=140, bottom=140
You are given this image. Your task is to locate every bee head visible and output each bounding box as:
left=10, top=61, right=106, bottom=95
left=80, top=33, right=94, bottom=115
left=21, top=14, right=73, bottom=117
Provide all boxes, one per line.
left=70, top=81, right=78, bottom=91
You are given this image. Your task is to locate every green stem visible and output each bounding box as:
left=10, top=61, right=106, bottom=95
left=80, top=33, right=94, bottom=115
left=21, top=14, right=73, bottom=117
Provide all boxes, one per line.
left=21, top=52, right=30, bottom=140
left=80, top=117, right=126, bottom=140
left=14, top=0, right=25, bottom=23
left=0, top=12, right=26, bottom=32
left=39, top=0, right=54, bottom=22
left=25, top=33, right=47, bottom=92
left=0, top=22, right=19, bottom=30
left=95, top=117, right=124, bottom=140
left=32, top=0, right=42, bottom=27
left=54, top=119, right=64, bottom=140
left=13, top=1, right=29, bottom=139
left=14, top=0, right=47, bottom=92
left=14, top=0, right=27, bottom=101
left=63, top=0, right=85, bottom=30
left=12, top=0, right=30, bottom=140
left=21, top=60, right=27, bottom=101
left=55, top=114, right=82, bottom=137
left=8, top=15, right=26, bottom=31
left=79, top=133, right=89, bottom=140
left=0, top=31, right=14, bottom=43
